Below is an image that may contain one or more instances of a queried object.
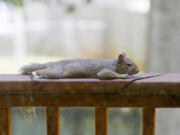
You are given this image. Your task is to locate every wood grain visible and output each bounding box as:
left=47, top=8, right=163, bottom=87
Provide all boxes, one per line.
left=0, top=94, right=179, bottom=107
left=95, top=107, right=108, bottom=135
left=1, top=74, right=180, bottom=96
left=46, top=107, right=60, bottom=135
left=143, top=108, right=156, bottom=135
left=0, top=74, right=179, bottom=135
left=0, top=108, right=11, bottom=135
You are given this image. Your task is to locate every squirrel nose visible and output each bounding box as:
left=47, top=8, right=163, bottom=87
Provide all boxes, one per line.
left=136, top=69, right=139, bottom=73
left=135, top=69, right=139, bottom=73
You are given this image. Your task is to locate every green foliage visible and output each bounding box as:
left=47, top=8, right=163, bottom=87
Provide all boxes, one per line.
left=4, top=0, right=23, bottom=7
left=66, top=4, right=76, bottom=13
left=86, top=0, right=92, bottom=3
left=3, top=0, right=92, bottom=8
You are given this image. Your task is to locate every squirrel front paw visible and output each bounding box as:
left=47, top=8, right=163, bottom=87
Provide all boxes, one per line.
left=30, top=74, right=40, bottom=81
left=119, top=74, right=130, bottom=79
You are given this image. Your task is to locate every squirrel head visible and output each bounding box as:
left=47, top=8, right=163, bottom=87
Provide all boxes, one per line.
left=116, top=52, right=139, bottom=75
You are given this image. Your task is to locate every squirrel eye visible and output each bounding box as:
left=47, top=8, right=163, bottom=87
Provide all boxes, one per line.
left=127, top=63, right=132, bottom=67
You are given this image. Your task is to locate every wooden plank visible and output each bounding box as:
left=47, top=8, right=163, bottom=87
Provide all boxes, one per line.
left=0, top=74, right=163, bottom=93
left=2, top=74, right=180, bottom=96
left=0, top=79, right=129, bottom=92
left=0, top=94, right=179, bottom=107
left=46, top=107, right=60, bottom=135
left=143, top=108, right=156, bottom=135
left=0, top=108, right=11, bottom=135
left=95, top=107, right=108, bottom=135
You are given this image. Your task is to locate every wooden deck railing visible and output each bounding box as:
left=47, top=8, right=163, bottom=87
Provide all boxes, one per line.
left=0, top=73, right=180, bottom=135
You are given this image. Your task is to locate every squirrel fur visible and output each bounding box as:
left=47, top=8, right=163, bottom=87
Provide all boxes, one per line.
left=20, top=52, right=139, bottom=117
left=20, top=53, right=139, bottom=80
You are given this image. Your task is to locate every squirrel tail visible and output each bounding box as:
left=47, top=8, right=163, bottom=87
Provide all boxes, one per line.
left=20, top=63, right=47, bottom=75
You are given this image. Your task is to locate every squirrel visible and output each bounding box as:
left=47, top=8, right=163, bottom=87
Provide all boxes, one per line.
left=20, top=52, right=139, bottom=118
left=20, top=52, right=139, bottom=80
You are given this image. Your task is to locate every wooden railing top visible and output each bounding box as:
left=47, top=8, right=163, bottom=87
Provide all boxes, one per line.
left=0, top=73, right=180, bottom=107
left=0, top=73, right=180, bottom=95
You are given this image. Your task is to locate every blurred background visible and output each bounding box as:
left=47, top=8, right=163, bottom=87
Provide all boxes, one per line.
left=0, top=0, right=180, bottom=134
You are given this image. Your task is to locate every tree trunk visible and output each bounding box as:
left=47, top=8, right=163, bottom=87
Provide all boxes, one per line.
left=148, top=0, right=180, bottom=134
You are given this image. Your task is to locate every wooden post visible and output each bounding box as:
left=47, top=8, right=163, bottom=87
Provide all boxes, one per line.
left=46, top=107, right=60, bottom=135
left=143, top=108, right=156, bottom=135
left=95, top=107, right=108, bottom=135
left=0, top=108, right=11, bottom=135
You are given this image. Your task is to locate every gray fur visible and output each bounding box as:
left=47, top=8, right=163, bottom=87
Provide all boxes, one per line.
left=20, top=54, right=139, bottom=80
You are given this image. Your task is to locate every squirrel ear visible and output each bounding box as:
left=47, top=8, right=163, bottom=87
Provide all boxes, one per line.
left=118, top=54, right=125, bottom=63
left=122, top=52, right=126, bottom=57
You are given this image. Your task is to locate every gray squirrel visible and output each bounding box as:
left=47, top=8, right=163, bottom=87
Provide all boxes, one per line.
left=20, top=52, right=139, bottom=117
left=20, top=53, right=139, bottom=80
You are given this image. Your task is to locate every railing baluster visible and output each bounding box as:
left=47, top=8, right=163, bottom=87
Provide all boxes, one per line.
left=143, top=108, right=156, bottom=135
left=95, top=107, right=108, bottom=135
left=0, top=108, right=11, bottom=135
left=46, top=107, right=60, bottom=135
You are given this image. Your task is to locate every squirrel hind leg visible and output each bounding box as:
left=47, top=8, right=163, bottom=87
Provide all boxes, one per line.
left=31, top=68, right=63, bottom=80
left=20, top=63, right=46, bottom=75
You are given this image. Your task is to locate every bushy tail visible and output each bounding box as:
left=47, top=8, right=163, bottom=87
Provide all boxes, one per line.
left=20, top=63, right=47, bottom=75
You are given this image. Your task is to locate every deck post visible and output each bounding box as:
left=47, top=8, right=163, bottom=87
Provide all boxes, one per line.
left=46, top=107, right=60, bottom=135
left=95, top=107, right=108, bottom=135
left=143, top=108, right=156, bottom=135
left=0, top=108, right=11, bottom=135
